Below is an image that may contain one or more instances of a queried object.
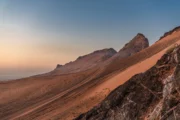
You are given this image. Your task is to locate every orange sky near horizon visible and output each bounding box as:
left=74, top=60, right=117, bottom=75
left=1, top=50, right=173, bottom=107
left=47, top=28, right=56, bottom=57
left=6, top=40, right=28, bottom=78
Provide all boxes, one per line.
left=0, top=23, right=120, bottom=80
left=0, top=26, right=92, bottom=79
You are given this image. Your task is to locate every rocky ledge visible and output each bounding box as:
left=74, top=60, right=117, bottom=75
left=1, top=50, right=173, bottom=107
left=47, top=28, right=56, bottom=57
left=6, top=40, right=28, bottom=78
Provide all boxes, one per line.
left=160, top=26, right=180, bottom=40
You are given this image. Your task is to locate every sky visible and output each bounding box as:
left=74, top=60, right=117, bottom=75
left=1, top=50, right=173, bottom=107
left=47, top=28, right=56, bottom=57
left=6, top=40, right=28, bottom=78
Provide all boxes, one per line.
left=1, top=0, right=180, bottom=80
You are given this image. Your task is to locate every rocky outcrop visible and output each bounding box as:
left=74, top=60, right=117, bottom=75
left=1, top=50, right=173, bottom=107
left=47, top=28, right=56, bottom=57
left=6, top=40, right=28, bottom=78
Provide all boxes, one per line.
left=160, top=26, right=180, bottom=40
left=118, top=33, right=149, bottom=57
left=56, top=64, right=62, bottom=69
left=121, top=33, right=149, bottom=51
left=75, top=46, right=180, bottom=120
left=52, top=33, right=149, bottom=75
left=101, top=33, right=149, bottom=76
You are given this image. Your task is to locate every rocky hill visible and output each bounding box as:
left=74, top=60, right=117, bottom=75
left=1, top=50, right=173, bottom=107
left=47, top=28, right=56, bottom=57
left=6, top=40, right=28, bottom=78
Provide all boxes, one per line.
left=51, top=48, right=117, bottom=75
left=110, top=33, right=149, bottom=60
left=160, top=26, right=180, bottom=40
left=51, top=33, right=149, bottom=75
left=120, top=33, right=149, bottom=53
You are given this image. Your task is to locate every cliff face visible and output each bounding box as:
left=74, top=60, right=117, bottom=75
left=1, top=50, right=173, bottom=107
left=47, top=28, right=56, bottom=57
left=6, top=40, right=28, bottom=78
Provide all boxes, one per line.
left=75, top=46, right=180, bottom=120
